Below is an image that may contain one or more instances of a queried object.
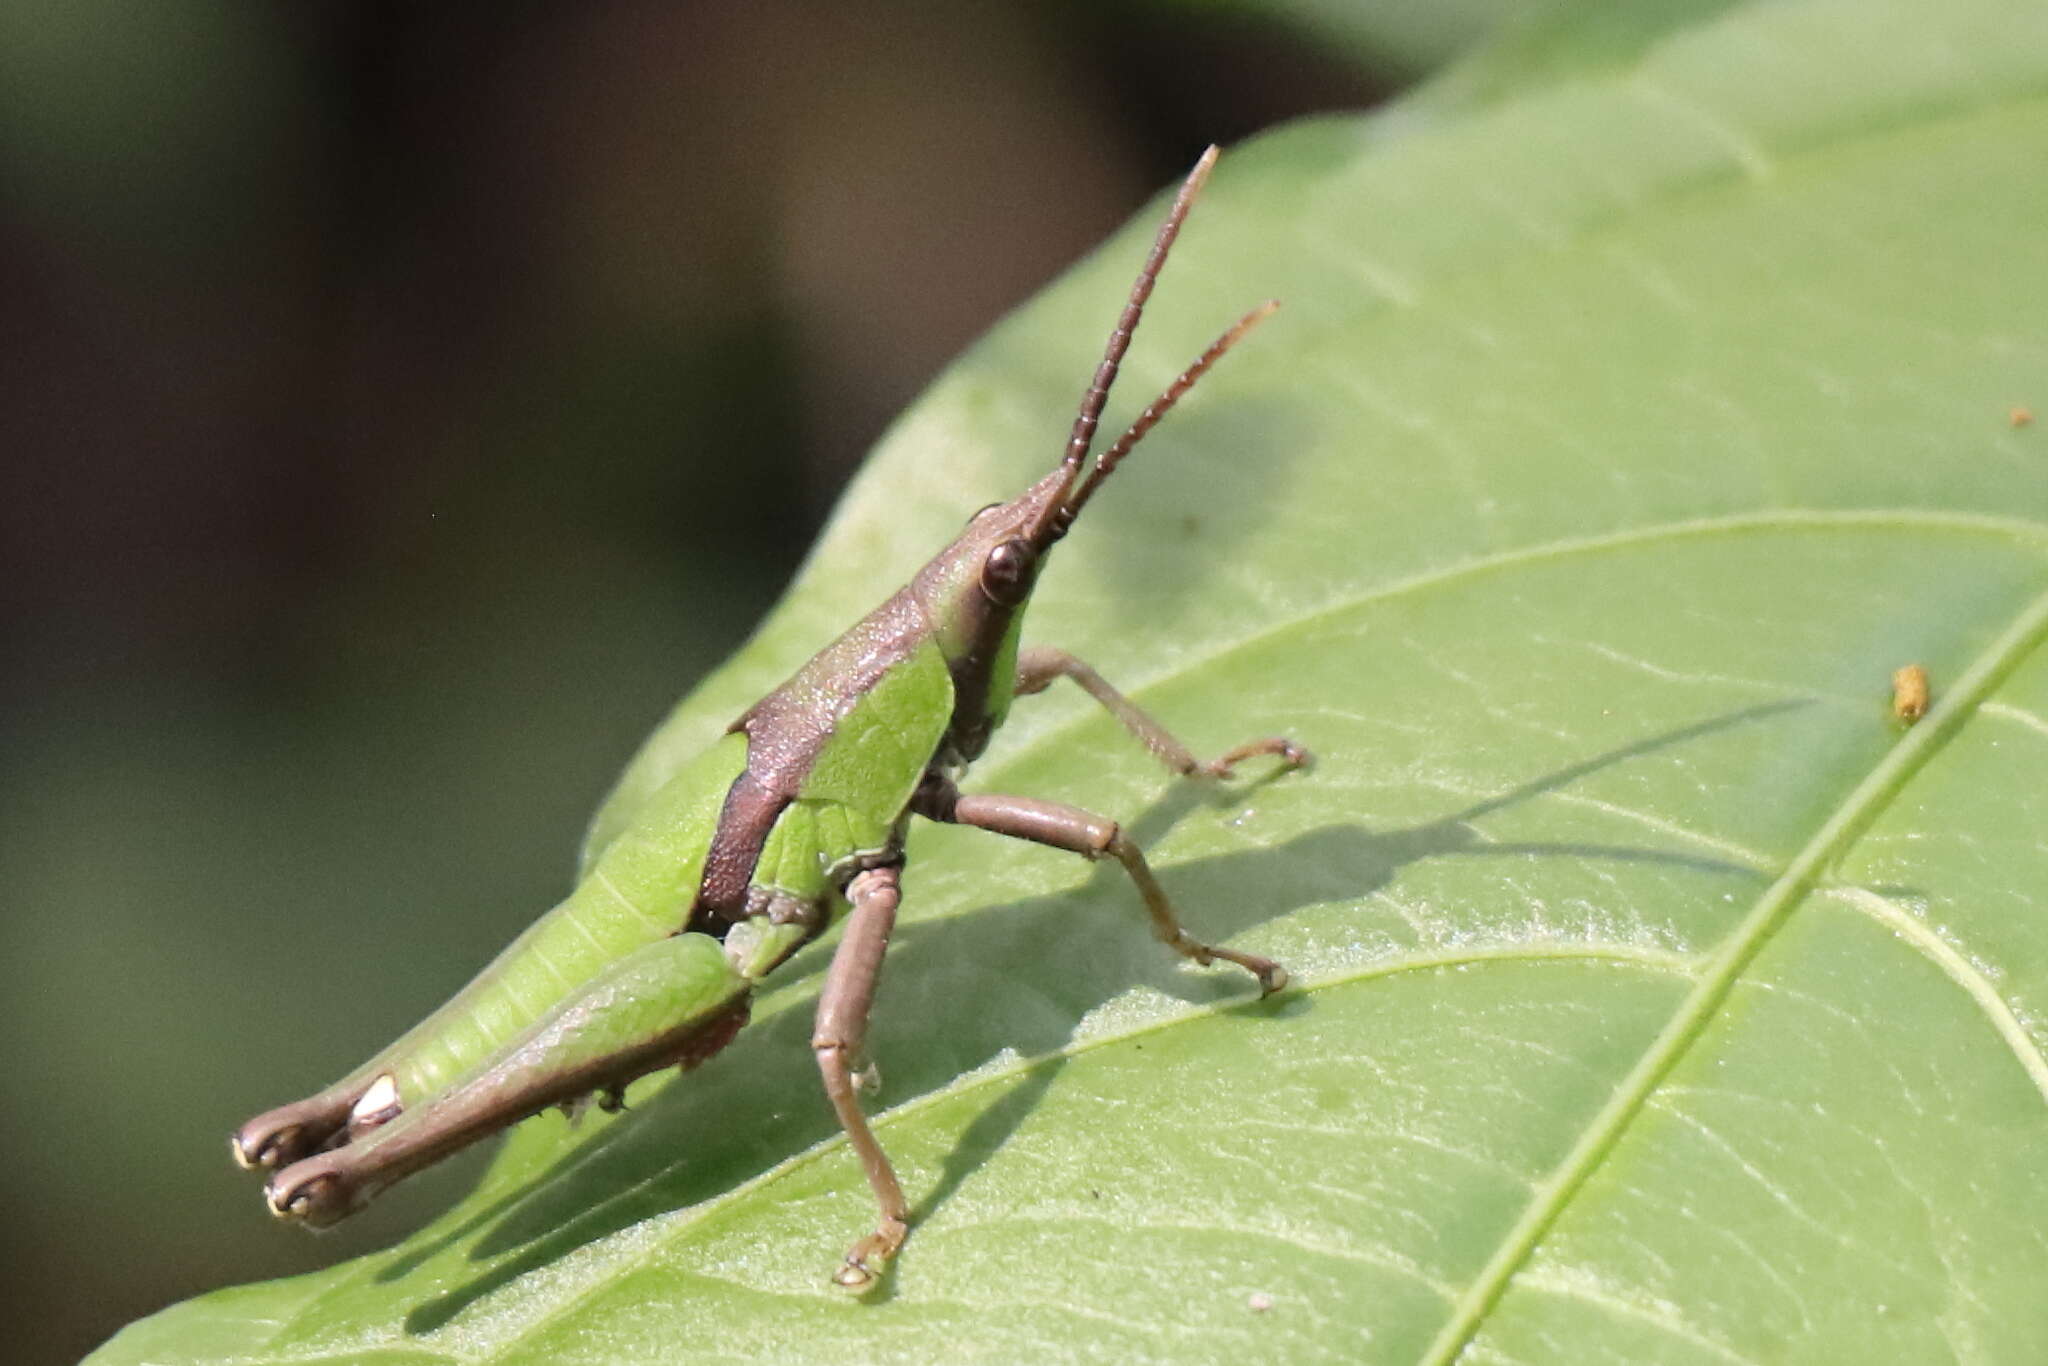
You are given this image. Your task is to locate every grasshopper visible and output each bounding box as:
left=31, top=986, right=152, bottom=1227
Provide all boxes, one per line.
left=231, top=145, right=1307, bottom=1289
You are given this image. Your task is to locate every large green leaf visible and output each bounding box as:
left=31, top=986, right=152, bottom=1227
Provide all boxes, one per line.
left=95, top=1, right=2048, bottom=1361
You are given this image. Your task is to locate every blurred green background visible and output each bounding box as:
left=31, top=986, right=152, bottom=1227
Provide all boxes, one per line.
left=0, top=4, right=1454, bottom=1362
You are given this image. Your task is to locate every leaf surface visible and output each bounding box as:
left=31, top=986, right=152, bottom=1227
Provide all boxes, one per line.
left=96, top=2, right=2048, bottom=1361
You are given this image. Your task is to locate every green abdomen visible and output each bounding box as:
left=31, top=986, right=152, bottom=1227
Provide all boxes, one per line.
left=370, top=730, right=751, bottom=1105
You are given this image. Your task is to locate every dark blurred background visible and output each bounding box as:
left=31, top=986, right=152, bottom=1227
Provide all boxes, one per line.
left=0, top=3, right=1442, bottom=1361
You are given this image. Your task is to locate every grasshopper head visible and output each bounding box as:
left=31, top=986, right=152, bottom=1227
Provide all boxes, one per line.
left=911, top=146, right=1274, bottom=762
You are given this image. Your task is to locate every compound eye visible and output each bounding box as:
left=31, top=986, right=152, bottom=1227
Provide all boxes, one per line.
left=980, top=539, right=1035, bottom=605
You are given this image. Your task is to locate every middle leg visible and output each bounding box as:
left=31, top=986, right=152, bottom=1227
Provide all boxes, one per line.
left=915, top=780, right=1287, bottom=996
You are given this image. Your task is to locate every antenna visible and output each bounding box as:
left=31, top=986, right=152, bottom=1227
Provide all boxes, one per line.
left=1057, top=146, right=1219, bottom=486
left=1065, top=300, right=1277, bottom=519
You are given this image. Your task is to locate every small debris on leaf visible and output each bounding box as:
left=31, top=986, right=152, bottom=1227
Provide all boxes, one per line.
left=1891, top=663, right=1930, bottom=723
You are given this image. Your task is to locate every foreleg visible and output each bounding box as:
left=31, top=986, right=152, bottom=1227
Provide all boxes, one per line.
left=1014, top=645, right=1309, bottom=779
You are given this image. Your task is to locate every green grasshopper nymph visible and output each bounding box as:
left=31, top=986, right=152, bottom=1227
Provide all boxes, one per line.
left=231, top=145, right=1308, bottom=1290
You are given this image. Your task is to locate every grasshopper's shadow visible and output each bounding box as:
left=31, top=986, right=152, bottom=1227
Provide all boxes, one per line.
left=395, top=698, right=1805, bottom=1331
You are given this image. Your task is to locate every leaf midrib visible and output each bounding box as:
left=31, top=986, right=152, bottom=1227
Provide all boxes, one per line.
left=1417, top=580, right=2048, bottom=1365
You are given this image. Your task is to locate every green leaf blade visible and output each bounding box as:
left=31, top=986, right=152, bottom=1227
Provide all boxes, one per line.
left=97, top=0, right=2048, bottom=1360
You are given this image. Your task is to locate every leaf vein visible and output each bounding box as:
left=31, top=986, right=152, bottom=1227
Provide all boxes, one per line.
left=1823, top=885, right=2048, bottom=1103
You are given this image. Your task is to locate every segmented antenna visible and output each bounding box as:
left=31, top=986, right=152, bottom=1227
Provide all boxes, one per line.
left=1059, top=145, right=1219, bottom=481
left=1066, top=299, right=1278, bottom=518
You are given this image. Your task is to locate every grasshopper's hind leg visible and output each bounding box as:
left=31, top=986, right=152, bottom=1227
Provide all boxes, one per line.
left=232, top=1083, right=365, bottom=1172
left=1014, top=646, right=1309, bottom=778
left=262, top=932, right=752, bottom=1227
left=916, top=781, right=1288, bottom=996
left=813, top=864, right=911, bottom=1291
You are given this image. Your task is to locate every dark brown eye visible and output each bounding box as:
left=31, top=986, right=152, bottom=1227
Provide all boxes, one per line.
left=980, top=539, right=1035, bottom=605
